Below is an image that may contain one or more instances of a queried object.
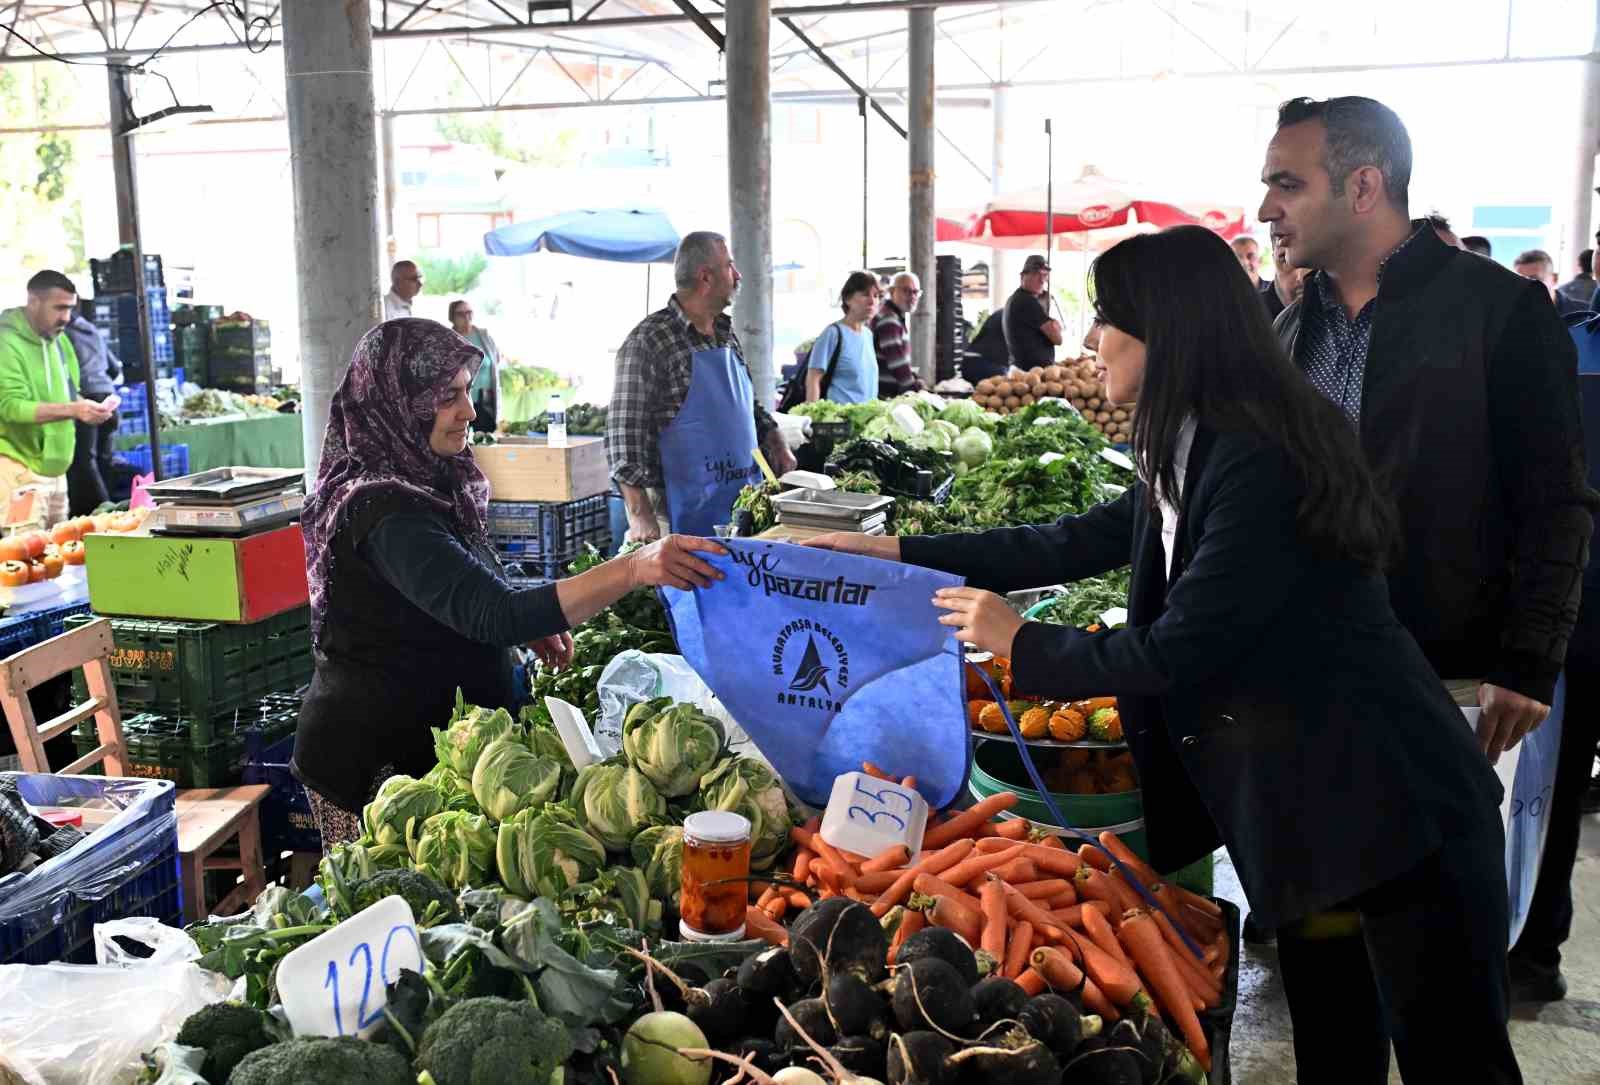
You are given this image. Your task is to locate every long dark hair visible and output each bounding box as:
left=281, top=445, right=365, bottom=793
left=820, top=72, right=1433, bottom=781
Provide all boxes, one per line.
left=1090, top=225, right=1396, bottom=569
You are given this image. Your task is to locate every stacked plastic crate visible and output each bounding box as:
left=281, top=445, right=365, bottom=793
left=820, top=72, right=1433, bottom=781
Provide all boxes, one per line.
left=88, top=251, right=173, bottom=382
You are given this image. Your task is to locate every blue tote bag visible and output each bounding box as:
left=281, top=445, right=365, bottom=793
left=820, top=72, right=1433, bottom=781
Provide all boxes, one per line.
left=663, top=539, right=971, bottom=808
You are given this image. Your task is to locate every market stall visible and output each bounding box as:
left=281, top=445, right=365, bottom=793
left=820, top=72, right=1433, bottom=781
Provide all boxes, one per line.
left=115, top=414, right=305, bottom=473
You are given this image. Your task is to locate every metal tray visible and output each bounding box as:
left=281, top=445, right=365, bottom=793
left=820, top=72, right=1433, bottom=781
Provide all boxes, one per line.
left=770, top=487, right=894, bottom=526
left=141, top=466, right=304, bottom=505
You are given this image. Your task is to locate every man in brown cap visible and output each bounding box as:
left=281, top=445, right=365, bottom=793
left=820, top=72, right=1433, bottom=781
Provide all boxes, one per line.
left=1002, top=253, right=1063, bottom=369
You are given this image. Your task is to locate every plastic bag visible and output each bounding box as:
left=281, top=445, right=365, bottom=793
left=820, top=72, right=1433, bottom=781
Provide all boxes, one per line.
left=595, top=650, right=752, bottom=757
left=1505, top=673, right=1565, bottom=945
left=0, top=925, right=228, bottom=1085
left=94, top=916, right=201, bottom=968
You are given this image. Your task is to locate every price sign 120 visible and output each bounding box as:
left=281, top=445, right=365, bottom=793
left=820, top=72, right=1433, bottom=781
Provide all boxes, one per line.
left=276, top=895, right=425, bottom=1038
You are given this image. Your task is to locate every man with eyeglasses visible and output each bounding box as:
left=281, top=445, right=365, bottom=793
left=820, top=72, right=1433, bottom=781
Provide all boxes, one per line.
left=871, top=271, right=923, bottom=397
left=384, top=261, right=423, bottom=320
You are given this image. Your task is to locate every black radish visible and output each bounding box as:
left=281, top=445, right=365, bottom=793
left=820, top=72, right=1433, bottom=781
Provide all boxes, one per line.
left=1060, top=1046, right=1143, bottom=1085
left=776, top=997, right=837, bottom=1051
left=971, top=976, right=1027, bottom=1025
left=1018, top=993, right=1101, bottom=1056
left=894, top=927, right=979, bottom=986
left=830, top=1034, right=888, bottom=1078
left=1106, top=1018, right=1163, bottom=1084
left=890, top=958, right=977, bottom=1036
left=826, top=973, right=891, bottom=1040
left=740, top=946, right=802, bottom=1001
left=886, top=1031, right=954, bottom=1085
left=790, top=897, right=890, bottom=986
left=945, top=1040, right=1060, bottom=1085
left=689, top=976, right=747, bottom=1045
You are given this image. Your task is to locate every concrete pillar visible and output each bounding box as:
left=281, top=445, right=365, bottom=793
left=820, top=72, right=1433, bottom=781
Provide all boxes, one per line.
left=908, top=8, right=936, bottom=387
left=1568, top=32, right=1600, bottom=272
left=382, top=111, right=399, bottom=267
left=990, top=82, right=1010, bottom=318
left=727, top=0, right=775, bottom=407
left=282, top=0, right=381, bottom=481
left=105, top=59, right=136, bottom=245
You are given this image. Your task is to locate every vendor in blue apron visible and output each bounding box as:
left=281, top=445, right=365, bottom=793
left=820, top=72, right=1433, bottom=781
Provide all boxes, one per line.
left=606, top=230, right=797, bottom=541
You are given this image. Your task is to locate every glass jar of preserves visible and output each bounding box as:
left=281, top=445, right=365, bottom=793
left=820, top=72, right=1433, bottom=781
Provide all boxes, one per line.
left=679, top=810, right=752, bottom=942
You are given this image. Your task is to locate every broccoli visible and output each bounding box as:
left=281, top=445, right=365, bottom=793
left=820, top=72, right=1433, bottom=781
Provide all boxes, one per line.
left=174, top=1001, right=277, bottom=1082
left=415, top=996, right=575, bottom=1085
left=227, top=1036, right=414, bottom=1084
left=348, top=868, right=461, bottom=926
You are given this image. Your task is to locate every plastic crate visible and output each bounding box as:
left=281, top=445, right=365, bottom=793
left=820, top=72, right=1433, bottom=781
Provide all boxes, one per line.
left=72, top=720, right=245, bottom=788
left=242, top=734, right=320, bottom=856
left=65, top=608, right=312, bottom=729
left=32, top=600, right=91, bottom=642
left=487, top=494, right=610, bottom=578
left=115, top=382, right=149, bottom=437
left=91, top=288, right=170, bottom=331
left=90, top=251, right=164, bottom=294
left=0, top=613, right=37, bottom=659
left=0, top=773, right=179, bottom=965
left=113, top=443, right=189, bottom=477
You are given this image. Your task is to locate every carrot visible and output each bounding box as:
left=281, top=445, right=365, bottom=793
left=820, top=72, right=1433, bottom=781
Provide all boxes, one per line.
left=1080, top=898, right=1132, bottom=969
left=1077, top=843, right=1112, bottom=872
left=1016, top=878, right=1074, bottom=901
left=784, top=889, right=811, bottom=909
left=837, top=847, right=871, bottom=866
left=861, top=844, right=911, bottom=874
left=1120, top=910, right=1210, bottom=1071
left=1015, top=968, right=1048, bottom=997
left=1074, top=866, right=1125, bottom=915
left=940, top=843, right=1026, bottom=888
left=1151, top=883, right=1217, bottom=943
left=745, top=905, right=789, bottom=946
left=801, top=814, right=822, bottom=834
left=1151, top=908, right=1221, bottom=1006
left=870, top=838, right=975, bottom=916
left=1058, top=929, right=1146, bottom=1008
left=925, top=893, right=983, bottom=945
left=890, top=908, right=926, bottom=961
left=899, top=775, right=917, bottom=789
left=756, top=885, right=778, bottom=909
left=1029, top=946, right=1118, bottom=1020
left=913, top=873, right=982, bottom=913
left=764, top=896, right=788, bottom=920
left=792, top=827, right=858, bottom=891
left=991, top=856, right=1039, bottom=885
left=1098, top=830, right=1161, bottom=888
left=1048, top=901, right=1110, bottom=928
left=989, top=818, right=1031, bottom=840
left=855, top=870, right=902, bottom=894
left=1001, top=883, right=1082, bottom=942
left=790, top=848, right=815, bottom=885
left=1003, top=920, right=1034, bottom=979
left=922, top=792, right=1020, bottom=848
left=979, top=877, right=1008, bottom=962
left=975, top=836, right=1025, bottom=853
left=1035, top=835, right=1068, bottom=851
left=862, top=762, right=894, bottom=780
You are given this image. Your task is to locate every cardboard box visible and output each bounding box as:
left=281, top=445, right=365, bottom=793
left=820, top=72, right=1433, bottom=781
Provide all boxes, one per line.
left=472, top=435, right=609, bottom=502
left=84, top=525, right=308, bottom=623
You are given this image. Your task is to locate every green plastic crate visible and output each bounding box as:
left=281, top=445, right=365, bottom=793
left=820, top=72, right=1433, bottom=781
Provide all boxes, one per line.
left=72, top=714, right=244, bottom=788
left=67, top=609, right=312, bottom=737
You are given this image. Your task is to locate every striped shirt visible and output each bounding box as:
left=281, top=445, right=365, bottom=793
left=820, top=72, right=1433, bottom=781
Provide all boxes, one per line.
left=871, top=299, right=921, bottom=397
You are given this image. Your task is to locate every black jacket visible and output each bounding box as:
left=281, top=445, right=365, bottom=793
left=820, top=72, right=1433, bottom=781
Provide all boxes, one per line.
left=903, top=427, right=1504, bottom=929
left=1277, top=225, right=1597, bottom=704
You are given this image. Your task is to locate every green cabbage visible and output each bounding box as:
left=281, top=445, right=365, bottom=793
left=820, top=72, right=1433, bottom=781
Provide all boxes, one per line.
left=362, top=774, right=445, bottom=849
left=431, top=693, right=517, bottom=778
left=410, top=811, right=497, bottom=890
left=938, top=399, right=987, bottom=429
left=907, top=427, right=952, bottom=454
left=861, top=415, right=894, bottom=441
left=622, top=702, right=726, bottom=797
left=471, top=736, right=564, bottom=822
left=497, top=804, right=607, bottom=900
left=629, top=825, right=686, bottom=899
left=953, top=426, right=994, bottom=467
left=569, top=758, right=667, bottom=851
left=697, top=757, right=793, bottom=870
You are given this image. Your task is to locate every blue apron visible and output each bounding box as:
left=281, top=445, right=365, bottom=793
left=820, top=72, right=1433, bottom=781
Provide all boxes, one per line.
left=664, top=538, right=971, bottom=808
left=658, top=347, right=760, bottom=537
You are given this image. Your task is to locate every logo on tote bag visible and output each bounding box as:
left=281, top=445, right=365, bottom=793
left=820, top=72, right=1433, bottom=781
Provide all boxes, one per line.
left=773, top=619, right=851, bottom=710
left=732, top=548, right=879, bottom=606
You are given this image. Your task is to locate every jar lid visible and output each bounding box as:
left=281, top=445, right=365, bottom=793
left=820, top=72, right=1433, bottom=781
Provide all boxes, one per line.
left=684, top=810, right=751, bottom=843
left=679, top=918, right=748, bottom=943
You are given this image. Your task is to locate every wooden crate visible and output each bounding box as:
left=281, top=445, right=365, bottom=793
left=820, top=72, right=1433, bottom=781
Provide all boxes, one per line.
left=471, top=435, right=609, bottom=502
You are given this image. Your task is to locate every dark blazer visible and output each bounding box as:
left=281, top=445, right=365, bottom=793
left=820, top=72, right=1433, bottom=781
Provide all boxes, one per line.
left=1276, top=225, right=1597, bottom=705
left=902, top=426, right=1504, bottom=929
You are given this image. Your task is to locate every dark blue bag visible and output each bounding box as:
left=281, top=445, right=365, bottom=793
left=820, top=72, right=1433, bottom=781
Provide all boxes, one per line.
left=663, top=539, right=970, bottom=808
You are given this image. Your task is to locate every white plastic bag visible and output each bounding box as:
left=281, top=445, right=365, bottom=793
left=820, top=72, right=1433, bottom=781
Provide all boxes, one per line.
left=0, top=921, right=228, bottom=1085
left=595, top=650, right=755, bottom=758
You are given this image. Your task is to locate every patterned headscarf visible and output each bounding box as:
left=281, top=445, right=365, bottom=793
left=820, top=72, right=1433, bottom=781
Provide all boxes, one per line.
left=302, top=319, right=487, bottom=642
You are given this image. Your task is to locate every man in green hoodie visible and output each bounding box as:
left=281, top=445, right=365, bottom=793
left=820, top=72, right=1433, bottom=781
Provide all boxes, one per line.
left=0, top=271, right=116, bottom=525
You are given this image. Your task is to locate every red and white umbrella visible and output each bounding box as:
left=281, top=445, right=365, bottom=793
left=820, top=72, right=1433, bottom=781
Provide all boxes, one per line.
left=952, top=169, right=1249, bottom=253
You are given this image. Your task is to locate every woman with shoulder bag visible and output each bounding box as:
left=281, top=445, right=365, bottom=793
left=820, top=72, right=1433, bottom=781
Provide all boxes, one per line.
left=803, top=271, right=882, bottom=404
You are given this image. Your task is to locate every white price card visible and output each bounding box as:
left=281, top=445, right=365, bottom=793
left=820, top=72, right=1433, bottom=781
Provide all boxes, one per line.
left=1098, top=607, right=1128, bottom=629
left=276, top=895, right=424, bottom=1038
left=820, top=771, right=929, bottom=859
left=545, top=696, right=603, bottom=769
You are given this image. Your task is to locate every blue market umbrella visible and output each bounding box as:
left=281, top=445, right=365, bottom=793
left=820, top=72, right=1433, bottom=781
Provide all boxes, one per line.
left=483, top=209, right=679, bottom=263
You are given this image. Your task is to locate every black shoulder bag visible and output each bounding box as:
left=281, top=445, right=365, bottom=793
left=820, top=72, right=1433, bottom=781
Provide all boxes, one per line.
left=776, top=325, right=845, bottom=413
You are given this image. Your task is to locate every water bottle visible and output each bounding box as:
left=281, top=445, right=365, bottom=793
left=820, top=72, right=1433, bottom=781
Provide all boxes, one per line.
left=547, top=393, right=568, bottom=448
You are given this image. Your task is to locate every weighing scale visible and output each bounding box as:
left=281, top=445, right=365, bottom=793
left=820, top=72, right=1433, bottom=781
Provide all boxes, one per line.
left=142, top=467, right=305, bottom=536
left=770, top=488, right=894, bottom=535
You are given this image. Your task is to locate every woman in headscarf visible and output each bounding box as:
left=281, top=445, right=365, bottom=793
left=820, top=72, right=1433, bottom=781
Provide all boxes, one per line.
left=292, top=319, right=722, bottom=845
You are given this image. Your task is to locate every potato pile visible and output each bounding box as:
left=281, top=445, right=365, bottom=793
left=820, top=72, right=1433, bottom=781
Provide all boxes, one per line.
left=972, top=359, right=1133, bottom=443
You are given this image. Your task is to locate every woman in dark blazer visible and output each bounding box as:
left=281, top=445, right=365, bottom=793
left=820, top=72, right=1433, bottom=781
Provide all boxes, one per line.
left=812, top=226, right=1519, bottom=1084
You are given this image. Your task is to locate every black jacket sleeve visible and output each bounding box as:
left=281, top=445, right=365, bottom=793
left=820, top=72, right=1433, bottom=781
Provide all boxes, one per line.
left=899, top=485, right=1136, bottom=594
left=1007, top=440, right=1309, bottom=700
left=360, top=511, right=570, bottom=646
left=1484, top=281, right=1599, bottom=703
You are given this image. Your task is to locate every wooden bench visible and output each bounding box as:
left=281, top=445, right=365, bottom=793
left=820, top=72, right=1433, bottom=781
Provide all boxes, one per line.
left=0, top=617, right=271, bottom=923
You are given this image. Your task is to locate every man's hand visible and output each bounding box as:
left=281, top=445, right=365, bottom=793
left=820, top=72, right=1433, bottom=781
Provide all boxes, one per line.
left=72, top=399, right=115, bottom=425
left=803, top=532, right=901, bottom=561
left=933, top=586, right=1024, bottom=657
left=624, top=516, right=661, bottom=544
left=1476, top=682, right=1550, bottom=764
left=526, top=632, right=574, bottom=670
left=765, top=434, right=797, bottom=476
left=626, top=534, right=727, bottom=591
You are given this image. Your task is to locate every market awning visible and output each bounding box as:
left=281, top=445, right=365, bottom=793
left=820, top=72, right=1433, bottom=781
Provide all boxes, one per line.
left=483, top=209, right=680, bottom=263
